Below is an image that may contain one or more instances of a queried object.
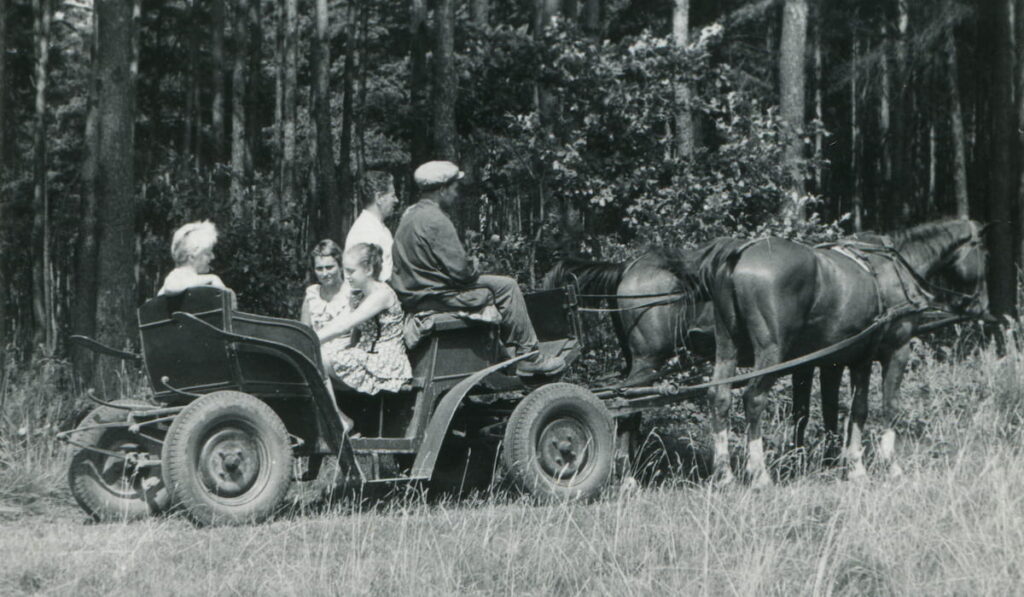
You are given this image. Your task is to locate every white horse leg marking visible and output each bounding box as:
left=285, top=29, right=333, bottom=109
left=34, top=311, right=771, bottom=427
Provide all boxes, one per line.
left=746, top=437, right=771, bottom=487
left=878, top=428, right=903, bottom=478
left=713, top=429, right=734, bottom=485
left=845, top=421, right=867, bottom=481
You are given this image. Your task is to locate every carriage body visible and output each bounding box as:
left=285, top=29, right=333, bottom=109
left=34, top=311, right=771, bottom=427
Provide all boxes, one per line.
left=62, top=283, right=618, bottom=526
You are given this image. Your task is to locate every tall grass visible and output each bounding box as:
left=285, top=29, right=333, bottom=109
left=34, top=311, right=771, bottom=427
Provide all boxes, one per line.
left=1, top=321, right=1022, bottom=595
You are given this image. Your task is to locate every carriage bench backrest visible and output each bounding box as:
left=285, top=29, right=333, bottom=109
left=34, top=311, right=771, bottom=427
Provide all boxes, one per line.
left=138, top=287, right=324, bottom=403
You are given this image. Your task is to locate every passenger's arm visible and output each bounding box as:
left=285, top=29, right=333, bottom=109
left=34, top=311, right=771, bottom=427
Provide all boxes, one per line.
left=316, top=287, right=392, bottom=344
left=300, top=295, right=312, bottom=326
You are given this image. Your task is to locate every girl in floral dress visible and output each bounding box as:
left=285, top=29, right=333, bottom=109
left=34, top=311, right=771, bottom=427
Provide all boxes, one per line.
left=311, top=243, right=412, bottom=394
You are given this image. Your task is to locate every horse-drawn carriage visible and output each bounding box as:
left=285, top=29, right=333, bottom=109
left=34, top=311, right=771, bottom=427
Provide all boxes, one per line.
left=61, top=219, right=992, bottom=525
left=62, top=284, right=636, bottom=526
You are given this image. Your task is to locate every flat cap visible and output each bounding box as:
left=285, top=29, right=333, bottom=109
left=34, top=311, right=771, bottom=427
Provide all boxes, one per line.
left=414, top=161, right=464, bottom=190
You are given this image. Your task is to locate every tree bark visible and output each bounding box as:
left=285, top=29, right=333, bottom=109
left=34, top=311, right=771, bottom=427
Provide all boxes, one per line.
left=583, top=0, right=600, bottom=35
left=889, top=0, right=910, bottom=227
left=409, top=0, right=429, bottom=169
left=947, top=23, right=969, bottom=218
left=851, top=34, right=863, bottom=231
left=314, top=0, right=342, bottom=242
left=94, top=0, right=138, bottom=386
left=432, top=0, right=457, bottom=160
left=981, top=0, right=1015, bottom=317
left=282, top=0, right=297, bottom=212
left=1016, top=0, right=1024, bottom=264
left=779, top=0, right=807, bottom=219
left=338, top=12, right=355, bottom=227
left=672, top=0, right=694, bottom=160
left=230, top=0, right=249, bottom=212
left=245, top=0, right=261, bottom=177
left=31, top=0, right=52, bottom=351
left=211, top=0, right=226, bottom=167
left=0, top=0, right=7, bottom=347
left=73, top=5, right=101, bottom=378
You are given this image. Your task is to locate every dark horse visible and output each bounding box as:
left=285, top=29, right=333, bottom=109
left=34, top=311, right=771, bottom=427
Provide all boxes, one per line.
left=541, top=252, right=714, bottom=386
left=698, top=219, right=990, bottom=486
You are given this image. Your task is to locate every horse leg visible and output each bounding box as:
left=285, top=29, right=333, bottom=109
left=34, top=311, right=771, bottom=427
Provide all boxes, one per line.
left=845, top=361, right=872, bottom=481
left=791, top=366, right=812, bottom=449
left=709, top=315, right=738, bottom=487
left=742, top=355, right=779, bottom=488
left=879, top=345, right=910, bottom=478
left=819, top=363, right=843, bottom=465
left=610, top=311, right=633, bottom=378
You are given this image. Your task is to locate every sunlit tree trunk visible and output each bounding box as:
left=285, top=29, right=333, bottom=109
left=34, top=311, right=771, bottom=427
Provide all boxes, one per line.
left=947, top=23, right=969, bottom=218
left=94, top=0, right=138, bottom=386
left=314, top=0, right=342, bottom=241
left=673, top=0, right=694, bottom=160
left=73, top=7, right=100, bottom=377
left=889, top=0, right=910, bottom=227
left=282, top=0, right=297, bottom=214
left=851, top=34, right=863, bottom=231
left=338, top=9, right=354, bottom=229
left=31, top=0, right=52, bottom=351
left=211, top=0, right=226, bottom=167
left=246, top=0, right=261, bottom=178
left=230, top=0, right=249, bottom=211
left=779, top=0, right=807, bottom=220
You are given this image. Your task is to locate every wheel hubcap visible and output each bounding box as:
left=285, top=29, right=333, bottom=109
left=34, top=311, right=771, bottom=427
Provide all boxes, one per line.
left=198, top=427, right=264, bottom=498
left=537, top=418, right=592, bottom=481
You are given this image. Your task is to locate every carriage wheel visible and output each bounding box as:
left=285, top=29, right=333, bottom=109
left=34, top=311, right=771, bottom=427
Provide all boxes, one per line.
left=68, top=402, right=171, bottom=522
left=162, top=391, right=292, bottom=526
left=503, top=383, right=614, bottom=503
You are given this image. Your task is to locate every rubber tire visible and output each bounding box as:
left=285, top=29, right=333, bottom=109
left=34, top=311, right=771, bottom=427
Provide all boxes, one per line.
left=68, top=402, right=171, bottom=522
left=503, top=383, right=615, bottom=503
left=162, top=391, right=293, bottom=526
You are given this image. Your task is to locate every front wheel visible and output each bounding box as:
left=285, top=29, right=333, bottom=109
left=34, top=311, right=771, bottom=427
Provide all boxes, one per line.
left=503, top=383, right=614, bottom=503
left=68, top=402, right=170, bottom=522
left=162, top=391, right=293, bottom=526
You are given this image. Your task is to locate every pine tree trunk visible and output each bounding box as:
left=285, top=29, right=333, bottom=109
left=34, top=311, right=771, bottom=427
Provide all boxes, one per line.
left=850, top=32, right=862, bottom=232
left=73, top=7, right=101, bottom=378
left=981, top=0, right=1015, bottom=317
left=432, top=0, right=457, bottom=160
left=230, top=0, right=249, bottom=212
left=245, top=0, right=261, bottom=178
left=889, top=0, right=910, bottom=228
left=31, top=0, right=51, bottom=352
left=779, top=0, right=807, bottom=219
left=583, top=0, right=600, bottom=34
left=1015, top=0, right=1024, bottom=264
left=211, top=0, right=226, bottom=166
left=410, top=0, right=429, bottom=169
left=947, top=24, right=969, bottom=218
left=182, top=0, right=196, bottom=156
left=0, top=0, right=7, bottom=347
left=673, top=0, right=694, bottom=160
left=282, top=0, right=297, bottom=213
left=337, top=10, right=354, bottom=232
left=314, top=0, right=342, bottom=242
left=94, top=0, right=138, bottom=385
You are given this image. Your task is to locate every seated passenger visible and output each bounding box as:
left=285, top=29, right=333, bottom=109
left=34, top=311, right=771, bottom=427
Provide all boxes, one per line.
left=301, top=239, right=351, bottom=351
left=391, top=160, right=565, bottom=377
left=346, top=170, right=399, bottom=281
left=314, top=243, right=412, bottom=395
left=158, top=220, right=229, bottom=296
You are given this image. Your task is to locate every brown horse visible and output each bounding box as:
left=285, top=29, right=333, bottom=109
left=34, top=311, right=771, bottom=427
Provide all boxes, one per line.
left=698, top=219, right=990, bottom=486
left=541, top=252, right=714, bottom=386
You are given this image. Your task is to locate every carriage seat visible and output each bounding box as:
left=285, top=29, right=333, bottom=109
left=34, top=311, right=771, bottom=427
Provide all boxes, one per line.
left=402, top=304, right=501, bottom=350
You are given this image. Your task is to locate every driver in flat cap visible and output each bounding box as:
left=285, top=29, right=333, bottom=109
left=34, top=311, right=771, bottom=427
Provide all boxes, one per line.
left=391, top=160, right=566, bottom=377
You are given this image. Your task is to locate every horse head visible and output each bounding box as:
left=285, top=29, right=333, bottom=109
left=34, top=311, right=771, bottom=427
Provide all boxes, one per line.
left=941, top=219, right=993, bottom=320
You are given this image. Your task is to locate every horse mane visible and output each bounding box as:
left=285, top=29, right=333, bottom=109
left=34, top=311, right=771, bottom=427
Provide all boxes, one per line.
left=885, top=218, right=975, bottom=276
left=540, top=257, right=626, bottom=304
left=648, top=240, right=747, bottom=299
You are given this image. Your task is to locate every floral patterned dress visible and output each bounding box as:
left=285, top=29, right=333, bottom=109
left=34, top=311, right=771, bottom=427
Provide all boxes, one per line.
left=305, top=283, right=412, bottom=394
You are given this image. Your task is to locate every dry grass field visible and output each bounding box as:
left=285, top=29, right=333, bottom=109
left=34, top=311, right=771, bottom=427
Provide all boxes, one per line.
left=1, top=325, right=1022, bottom=596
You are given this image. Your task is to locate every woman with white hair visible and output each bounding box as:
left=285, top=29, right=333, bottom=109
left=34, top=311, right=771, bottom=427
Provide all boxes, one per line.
left=158, top=220, right=229, bottom=296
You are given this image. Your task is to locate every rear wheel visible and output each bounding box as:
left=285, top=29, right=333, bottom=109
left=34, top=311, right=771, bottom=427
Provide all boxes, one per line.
left=68, top=402, right=170, bottom=522
left=162, top=391, right=293, bottom=526
left=503, top=383, right=614, bottom=503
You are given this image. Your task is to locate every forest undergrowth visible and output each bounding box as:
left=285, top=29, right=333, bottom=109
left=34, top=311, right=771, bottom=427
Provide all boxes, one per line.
left=0, top=320, right=1022, bottom=595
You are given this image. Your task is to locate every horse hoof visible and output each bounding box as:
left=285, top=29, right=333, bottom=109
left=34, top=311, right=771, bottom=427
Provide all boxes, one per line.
left=712, top=469, right=735, bottom=488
